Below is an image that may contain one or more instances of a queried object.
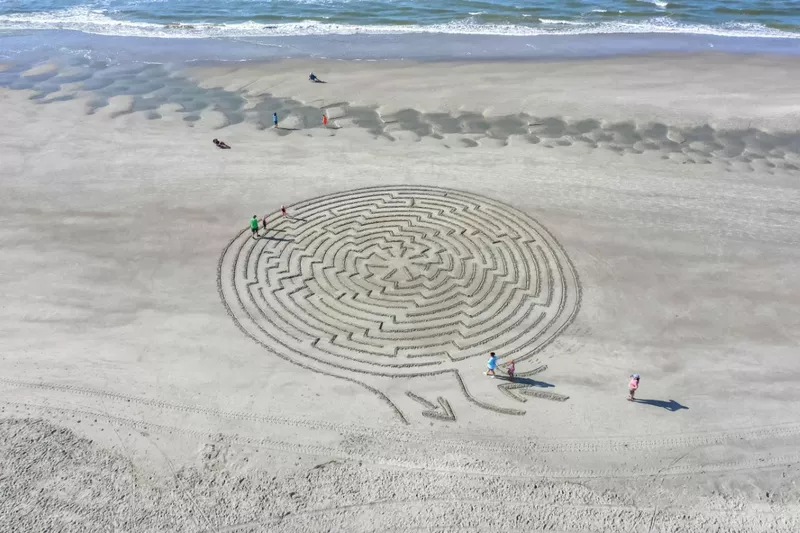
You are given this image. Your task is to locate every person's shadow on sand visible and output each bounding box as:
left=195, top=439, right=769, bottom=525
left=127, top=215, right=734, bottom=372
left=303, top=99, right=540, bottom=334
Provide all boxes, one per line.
left=493, top=375, right=555, bottom=388
left=633, top=399, right=688, bottom=412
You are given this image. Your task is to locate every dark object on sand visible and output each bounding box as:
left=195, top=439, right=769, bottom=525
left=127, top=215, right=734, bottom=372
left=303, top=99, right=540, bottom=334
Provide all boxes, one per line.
left=213, top=138, right=231, bottom=149
left=309, top=72, right=325, bottom=83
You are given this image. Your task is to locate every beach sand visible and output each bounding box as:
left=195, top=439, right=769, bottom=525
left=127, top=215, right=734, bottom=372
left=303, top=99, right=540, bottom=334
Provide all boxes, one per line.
left=2, top=53, right=800, bottom=532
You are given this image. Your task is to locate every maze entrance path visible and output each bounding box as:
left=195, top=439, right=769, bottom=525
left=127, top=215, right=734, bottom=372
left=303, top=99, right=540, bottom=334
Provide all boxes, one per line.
left=218, top=186, right=580, bottom=418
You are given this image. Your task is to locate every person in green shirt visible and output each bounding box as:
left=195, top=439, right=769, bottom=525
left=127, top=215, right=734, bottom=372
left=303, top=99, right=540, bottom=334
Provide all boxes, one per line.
left=250, top=215, right=260, bottom=239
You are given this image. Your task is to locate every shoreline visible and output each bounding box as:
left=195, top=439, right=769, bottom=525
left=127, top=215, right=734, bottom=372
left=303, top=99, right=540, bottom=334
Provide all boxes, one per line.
left=1, top=29, right=800, bottom=67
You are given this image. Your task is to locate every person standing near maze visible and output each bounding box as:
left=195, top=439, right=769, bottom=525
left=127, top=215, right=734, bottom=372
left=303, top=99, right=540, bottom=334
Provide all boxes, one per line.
left=505, top=360, right=516, bottom=381
left=262, top=213, right=269, bottom=233
left=485, top=352, right=498, bottom=377
left=273, top=112, right=278, bottom=128
left=628, top=374, right=640, bottom=401
left=250, top=215, right=260, bottom=239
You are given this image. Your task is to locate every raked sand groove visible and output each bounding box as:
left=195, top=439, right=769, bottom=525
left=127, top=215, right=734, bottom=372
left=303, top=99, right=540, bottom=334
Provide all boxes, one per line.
left=223, top=185, right=580, bottom=369
left=218, top=185, right=580, bottom=420
left=2, top=58, right=800, bottom=172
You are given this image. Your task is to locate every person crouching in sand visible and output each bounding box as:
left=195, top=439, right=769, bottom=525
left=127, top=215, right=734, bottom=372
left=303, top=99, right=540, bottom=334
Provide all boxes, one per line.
left=505, top=360, right=515, bottom=381
left=628, top=373, right=640, bottom=401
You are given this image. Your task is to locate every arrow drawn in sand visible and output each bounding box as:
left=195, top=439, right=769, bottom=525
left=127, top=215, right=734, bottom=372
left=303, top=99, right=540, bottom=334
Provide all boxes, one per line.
left=496, top=364, right=570, bottom=403
left=405, top=391, right=456, bottom=422
left=498, top=384, right=570, bottom=403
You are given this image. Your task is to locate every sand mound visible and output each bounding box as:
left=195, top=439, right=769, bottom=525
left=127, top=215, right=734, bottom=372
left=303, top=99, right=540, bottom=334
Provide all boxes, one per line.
left=22, top=63, right=58, bottom=78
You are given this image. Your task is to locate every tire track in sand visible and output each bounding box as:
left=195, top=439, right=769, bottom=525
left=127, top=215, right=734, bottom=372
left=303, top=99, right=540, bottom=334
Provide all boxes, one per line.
left=3, top=377, right=800, bottom=457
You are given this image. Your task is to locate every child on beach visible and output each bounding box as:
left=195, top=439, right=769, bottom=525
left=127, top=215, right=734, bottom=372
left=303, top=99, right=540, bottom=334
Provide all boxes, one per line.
left=281, top=205, right=288, bottom=217
left=505, top=360, right=515, bottom=381
left=485, top=352, right=498, bottom=377
left=262, top=214, right=269, bottom=231
left=272, top=112, right=278, bottom=128
left=322, top=113, right=328, bottom=127
left=250, top=215, right=260, bottom=239
left=628, top=374, right=640, bottom=401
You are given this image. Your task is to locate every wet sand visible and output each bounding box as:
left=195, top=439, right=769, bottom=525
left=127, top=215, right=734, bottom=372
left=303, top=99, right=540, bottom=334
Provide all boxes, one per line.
left=2, top=53, right=800, bottom=169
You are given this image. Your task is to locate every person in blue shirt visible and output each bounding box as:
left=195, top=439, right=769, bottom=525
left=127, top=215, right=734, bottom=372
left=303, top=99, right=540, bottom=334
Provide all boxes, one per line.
left=272, top=112, right=278, bottom=128
left=485, top=352, right=498, bottom=377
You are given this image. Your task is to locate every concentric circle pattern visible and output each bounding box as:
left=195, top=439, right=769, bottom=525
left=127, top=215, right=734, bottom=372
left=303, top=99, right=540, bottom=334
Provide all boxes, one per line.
left=219, top=186, right=580, bottom=377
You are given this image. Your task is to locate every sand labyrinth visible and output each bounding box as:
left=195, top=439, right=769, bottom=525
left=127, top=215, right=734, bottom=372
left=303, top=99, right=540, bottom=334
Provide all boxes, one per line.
left=219, top=186, right=580, bottom=379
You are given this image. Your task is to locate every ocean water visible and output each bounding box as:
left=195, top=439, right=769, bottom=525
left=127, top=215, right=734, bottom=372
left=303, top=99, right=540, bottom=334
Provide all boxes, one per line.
left=0, top=1, right=799, bottom=66
left=1, top=0, right=799, bottom=40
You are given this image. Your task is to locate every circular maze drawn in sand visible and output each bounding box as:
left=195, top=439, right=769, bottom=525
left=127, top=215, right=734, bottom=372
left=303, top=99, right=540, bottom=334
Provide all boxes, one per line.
left=219, top=186, right=580, bottom=378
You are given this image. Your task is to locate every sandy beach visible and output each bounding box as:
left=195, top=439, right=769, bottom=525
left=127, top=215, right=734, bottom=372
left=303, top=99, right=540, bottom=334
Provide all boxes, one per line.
left=2, top=52, right=800, bottom=532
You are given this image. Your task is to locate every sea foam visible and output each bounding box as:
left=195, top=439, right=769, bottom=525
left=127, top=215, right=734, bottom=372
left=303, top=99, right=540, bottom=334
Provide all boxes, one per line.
left=0, top=6, right=798, bottom=40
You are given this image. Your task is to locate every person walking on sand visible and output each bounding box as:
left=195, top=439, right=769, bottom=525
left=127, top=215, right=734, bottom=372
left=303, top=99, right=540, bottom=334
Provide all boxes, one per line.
left=272, top=112, right=278, bottom=128
left=262, top=213, right=269, bottom=232
left=628, top=373, right=640, bottom=401
left=250, top=215, right=260, bottom=239
left=322, top=113, right=328, bottom=128
left=281, top=205, right=288, bottom=217
left=484, top=352, right=498, bottom=377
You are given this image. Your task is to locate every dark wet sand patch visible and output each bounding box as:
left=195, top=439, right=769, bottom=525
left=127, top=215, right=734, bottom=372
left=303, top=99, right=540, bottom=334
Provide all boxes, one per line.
left=2, top=59, right=800, bottom=172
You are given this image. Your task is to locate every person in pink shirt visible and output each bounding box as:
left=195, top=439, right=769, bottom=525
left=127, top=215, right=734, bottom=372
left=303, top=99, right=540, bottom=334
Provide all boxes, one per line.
left=628, top=374, right=640, bottom=401
left=505, top=360, right=516, bottom=381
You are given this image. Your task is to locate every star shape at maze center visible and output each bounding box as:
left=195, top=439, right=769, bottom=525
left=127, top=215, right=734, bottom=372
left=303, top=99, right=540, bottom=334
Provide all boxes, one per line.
left=365, top=243, right=442, bottom=283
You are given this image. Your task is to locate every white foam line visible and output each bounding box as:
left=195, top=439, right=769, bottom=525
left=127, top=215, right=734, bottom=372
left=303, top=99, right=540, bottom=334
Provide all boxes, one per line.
left=538, top=19, right=591, bottom=26
left=0, top=7, right=798, bottom=40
